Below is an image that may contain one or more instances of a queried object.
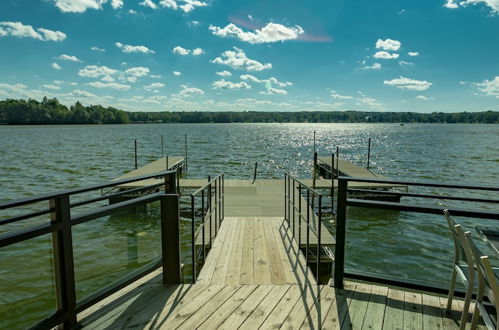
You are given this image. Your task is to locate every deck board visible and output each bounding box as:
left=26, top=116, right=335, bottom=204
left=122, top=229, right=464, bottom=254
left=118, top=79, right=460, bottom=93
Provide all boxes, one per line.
left=79, top=277, right=483, bottom=330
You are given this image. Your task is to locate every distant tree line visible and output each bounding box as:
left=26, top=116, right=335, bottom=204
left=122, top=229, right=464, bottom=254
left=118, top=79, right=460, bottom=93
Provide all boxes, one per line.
left=0, top=98, right=129, bottom=124
left=1, top=97, right=498, bottom=124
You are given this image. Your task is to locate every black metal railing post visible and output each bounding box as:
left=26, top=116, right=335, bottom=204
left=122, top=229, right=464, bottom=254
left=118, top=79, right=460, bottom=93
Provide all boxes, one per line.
left=313, top=152, right=317, bottom=189
left=161, top=194, right=182, bottom=284
left=50, top=194, right=77, bottom=329
left=367, top=137, right=371, bottom=170
left=292, top=179, right=296, bottom=239
left=134, top=140, right=138, bottom=169
left=317, top=195, right=322, bottom=282
left=284, top=173, right=288, bottom=221
left=334, top=177, right=348, bottom=288
left=331, top=153, right=335, bottom=214
left=306, top=189, right=310, bottom=264
left=164, top=171, right=177, bottom=194
left=336, top=146, right=339, bottom=177
left=190, top=194, right=196, bottom=282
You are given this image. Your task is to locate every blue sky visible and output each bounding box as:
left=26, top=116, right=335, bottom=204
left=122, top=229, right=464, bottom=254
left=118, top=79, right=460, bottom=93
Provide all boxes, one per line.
left=0, top=0, right=498, bottom=112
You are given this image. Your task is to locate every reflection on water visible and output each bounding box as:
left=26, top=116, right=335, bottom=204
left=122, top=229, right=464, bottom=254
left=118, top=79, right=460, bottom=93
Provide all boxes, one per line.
left=1, top=123, right=498, bottom=328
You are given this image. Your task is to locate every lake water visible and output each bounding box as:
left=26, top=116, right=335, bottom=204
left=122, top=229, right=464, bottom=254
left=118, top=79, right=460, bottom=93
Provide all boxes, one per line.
left=1, top=123, right=498, bottom=328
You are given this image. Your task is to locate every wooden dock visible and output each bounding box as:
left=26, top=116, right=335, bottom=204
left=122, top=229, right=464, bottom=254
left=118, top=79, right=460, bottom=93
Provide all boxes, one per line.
left=79, top=216, right=480, bottom=329
left=317, top=156, right=386, bottom=179
left=114, top=156, right=185, bottom=189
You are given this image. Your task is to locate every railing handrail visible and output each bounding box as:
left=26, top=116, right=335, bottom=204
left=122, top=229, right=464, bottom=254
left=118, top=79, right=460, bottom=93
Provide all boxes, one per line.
left=333, top=175, right=499, bottom=290
left=0, top=169, right=176, bottom=210
left=284, top=172, right=323, bottom=283
left=191, top=173, right=224, bottom=197
left=190, top=172, right=224, bottom=282
left=337, top=175, right=499, bottom=191
left=284, top=172, right=322, bottom=197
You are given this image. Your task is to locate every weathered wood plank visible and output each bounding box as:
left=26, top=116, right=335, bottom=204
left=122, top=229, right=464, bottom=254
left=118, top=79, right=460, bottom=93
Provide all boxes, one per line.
left=239, top=218, right=255, bottom=284
left=403, top=291, right=423, bottom=330
left=196, top=216, right=231, bottom=284
left=218, top=285, right=273, bottom=329
left=280, top=285, right=322, bottom=329
left=322, top=282, right=357, bottom=330
left=209, top=218, right=238, bottom=284
left=300, top=285, right=337, bottom=329
left=225, top=218, right=245, bottom=285
left=253, top=217, right=272, bottom=284
left=259, top=285, right=304, bottom=329
left=238, top=285, right=291, bottom=329
left=422, top=293, right=444, bottom=330
left=344, top=283, right=373, bottom=329
left=163, top=285, right=240, bottom=329
left=197, top=284, right=257, bottom=330
left=263, top=218, right=287, bottom=284
left=383, top=288, right=405, bottom=330
left=362, top=284, right=388, bottom=330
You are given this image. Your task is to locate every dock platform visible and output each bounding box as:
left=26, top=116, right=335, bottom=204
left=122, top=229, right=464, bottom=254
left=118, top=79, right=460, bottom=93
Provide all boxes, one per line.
left=79, top=214, right=478, bottom=329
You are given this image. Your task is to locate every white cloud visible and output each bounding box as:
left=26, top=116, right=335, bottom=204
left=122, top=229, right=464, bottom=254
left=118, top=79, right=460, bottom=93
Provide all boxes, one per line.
left=373, top=51, right=399, bottom=59
left=212, top=79, right=251, bottom=90
left=209, top=22, right=304, bottom=44
left=260, top=87, right=287, bottom=95
left=188, top=20, right=200, bottom=27
left=111, top=0, right=123, bottom=9
left=240, top=74, right=292, bottom=94
left=408, top=51, right=419, bottom=56
left=375, top=38, right=401, bottom=51
left=444, top=0, right=499, bottom=14
left=357, top=96, right=384, bottom=110
left=444, top=0, right=459, bottom=8
left=362, top=62, right=381, bottom=70
left=140, top=0, right=158, bottom=9
left=240, top=74, right=262, bottom=83
left=115, top=42, right=155, bottom=54
left=51, top=62, right=62, bottom=70
left=0, top=22, right=66, bottom=41
left=101, top=75, right=115, bottom=82
left=211, top=47, right=272, bottom=72
left=330, top=90, right=353, bottom=99
left=123, top=67, right=150, bottom=82
left=150, top=74, right=162, bottom=79
left=72, top=89, right=97, bottom=98
left=173, top=71, right=182, bottom=76
left=473, top=76, right=499, bottom=98
left=216, top=71, right=232, bottom=77
left=177, top=85, right=204, bottom=97
left=172, top=46, right=203, bottom=56
left=192, top=47, right=204, bottom=55
left=52, top=0, right=102, bottom=13
left=43, top=84, right=61, bottom=90
left=91, top=46, right=106, bottom=52
left=416, top=95, right=430, bottom=101
left=384, top=76, right=432, bottom=91
left=79, top=65, right=118, bottom=78
left=144, top=82, right=165, bottom=91
left=88, top=81, right=131, bottom=91
left=172, top=46, right=190, bottom=55
left=399, top=60, right=414, bottom=67
left=58, top=54, right=81, bottom=62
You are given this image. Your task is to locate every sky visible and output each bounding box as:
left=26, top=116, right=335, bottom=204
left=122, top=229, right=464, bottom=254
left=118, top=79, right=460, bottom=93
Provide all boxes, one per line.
left=0, top=0, right=498, bottom=113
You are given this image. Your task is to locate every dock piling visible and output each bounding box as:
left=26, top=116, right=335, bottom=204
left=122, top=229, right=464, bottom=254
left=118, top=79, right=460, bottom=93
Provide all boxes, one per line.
left=184, top=134, right=188, bottom=173
left=367, top=138, right=371, bottom=170
left=161, top=135, right=164, bottom=157
left=252, top=162, right=258, bottom=183
left=134, top=140, right=138, bottom=169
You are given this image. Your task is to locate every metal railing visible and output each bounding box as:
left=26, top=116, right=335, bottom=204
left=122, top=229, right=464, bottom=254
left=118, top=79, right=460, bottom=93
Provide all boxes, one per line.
left=284, top=172, right=323, bottom=282
left=190, top=173, right=224, bottom=282
left=0, top=170, right=181, bottom=329
left=314, top=152, right=337, bottom=213
left=333, top=176, right=499, bottom=293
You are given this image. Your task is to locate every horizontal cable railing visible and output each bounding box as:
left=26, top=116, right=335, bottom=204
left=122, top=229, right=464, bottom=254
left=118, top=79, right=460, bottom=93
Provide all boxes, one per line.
left=333, top=176, right=499, bottom=293
left=0, top=170, right=181, bottom=329
left=284, top=172, right=324, bottom=283
left=190, top=173, right=224, bottom=282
